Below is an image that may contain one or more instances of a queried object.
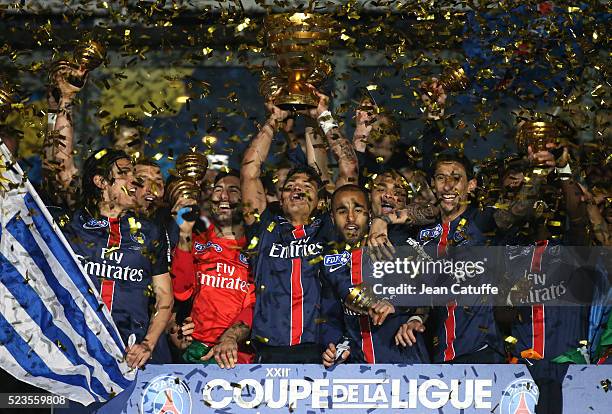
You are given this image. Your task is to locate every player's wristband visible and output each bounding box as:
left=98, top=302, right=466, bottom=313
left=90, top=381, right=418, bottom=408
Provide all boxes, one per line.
left=407, top=315, right=424, bottom=325
left=47, top=112, right=58, bottom=130
left=317, top=110, right=338, bottom=135
left=555, top=163, right=572, bottom=180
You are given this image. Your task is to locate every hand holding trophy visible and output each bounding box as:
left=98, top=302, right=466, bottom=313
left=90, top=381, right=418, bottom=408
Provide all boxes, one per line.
left=167, top=149, right=209, bottom=222
left=49, top=39, right=106, bottom=103
left=517, top=119, right=572, bottom=173
left=420, top=63, right=469, bottom=120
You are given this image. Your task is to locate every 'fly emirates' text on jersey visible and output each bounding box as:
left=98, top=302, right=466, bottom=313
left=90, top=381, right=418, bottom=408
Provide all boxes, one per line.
left=506, top=240, right=590, bottom=361
left=171, top=224, right=254, bottom=346
left=61, top=210, right=168, bottom=345
left=247, top=208, right=334, bottom=347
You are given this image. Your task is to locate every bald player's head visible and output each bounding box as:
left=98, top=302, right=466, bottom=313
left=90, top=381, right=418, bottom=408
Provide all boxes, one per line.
left=331, top=185, right=371, bottom=245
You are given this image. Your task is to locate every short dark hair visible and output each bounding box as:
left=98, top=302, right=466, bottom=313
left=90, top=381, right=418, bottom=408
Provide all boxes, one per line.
left=368, top=168, right=409, bottom=196
left=80, top=148, right=131, bottom=215
left=331, top=184, right=371, bottom=211
left=433, top=150, right=474, bottom=179
left=501, top=154, right=528, bottom=176
left=135, top=158, right=160, bottom=169
left=0, top=124, right=21, bottom=141
left=283, top=165, right=324, bottom=192
left=375, top=112, right=401, bottom=137
left=213, top=169, right=240, bottom=186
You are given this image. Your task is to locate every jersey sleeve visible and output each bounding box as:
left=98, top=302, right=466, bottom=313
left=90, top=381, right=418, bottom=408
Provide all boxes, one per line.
left=170, top=247, right=196, bottom=301
left=150, top=223, right=170, bottom=276
left=232, top=286, right=256, bottom=328
left=473, top=206, right=498, bottom=235
left=240, top=278, right=256, bottom=310
left=319, top=277, right=347, bottom=345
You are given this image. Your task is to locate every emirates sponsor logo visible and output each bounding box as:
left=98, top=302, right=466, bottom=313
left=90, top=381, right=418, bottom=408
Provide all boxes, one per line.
left=269, top=236, right=323, bottom=259
left=197, top=263, right=250, bottom=293
left=76, top=248, right=144, bottom=282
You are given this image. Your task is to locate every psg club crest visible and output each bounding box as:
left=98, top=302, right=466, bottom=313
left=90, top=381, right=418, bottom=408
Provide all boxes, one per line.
left=500, top=378, right=539, bottom=414
left=140, top=375, right=192, bottom=414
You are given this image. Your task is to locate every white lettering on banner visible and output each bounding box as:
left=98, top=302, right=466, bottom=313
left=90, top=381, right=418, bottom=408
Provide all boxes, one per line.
left=269, top=237, right=324, bottom=259
left=235, top=379, right=264, bottom=409
left=266, top=380, right=289, bottom=409
left=202, top=379, right=231, bottom=409
left=201, top=378, right=493, bottom=410
left=266, top=367, right=291, bottom=377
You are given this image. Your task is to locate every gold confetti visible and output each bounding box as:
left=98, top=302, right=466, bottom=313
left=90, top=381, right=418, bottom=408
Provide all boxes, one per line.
left=247, top=237, right=259, bottom=250
left=505, top=336, right=518, bottom=345
left=94, top=149, right=108, bottom=160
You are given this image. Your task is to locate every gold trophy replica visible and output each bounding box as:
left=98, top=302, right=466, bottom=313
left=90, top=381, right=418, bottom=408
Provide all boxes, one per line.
left=260, top=12, right=334, bottom=110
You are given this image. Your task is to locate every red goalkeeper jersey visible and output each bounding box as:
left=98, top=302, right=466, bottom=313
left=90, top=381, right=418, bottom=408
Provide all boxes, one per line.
left=171, top=224, right=255, bottom=349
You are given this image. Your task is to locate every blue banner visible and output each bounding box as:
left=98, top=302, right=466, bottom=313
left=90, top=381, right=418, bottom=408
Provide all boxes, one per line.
left=56, top=364, right=612, bottom=413
left=563, top=365, right=612, bottom=413
left=91, top=364, right=543, bottom=413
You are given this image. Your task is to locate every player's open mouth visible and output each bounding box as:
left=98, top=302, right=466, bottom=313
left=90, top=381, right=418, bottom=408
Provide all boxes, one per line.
left=381, top=202, right=394, bottom=214
left=345, top=224, right=359, bottom=231
left=144, top=195, right=156, bottom=202
left=217, top=202, right=231, bottom=211
left=291, top=192, right=306, bottom=201
left=441, top=193, right=458, bottom=201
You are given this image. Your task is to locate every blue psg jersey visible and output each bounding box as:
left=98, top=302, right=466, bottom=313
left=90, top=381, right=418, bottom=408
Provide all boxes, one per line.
left=60, top=209, right=169, bottom=345
left=321, top=248, right=429, bottom=364
left=506, top=241, right=590, bottom=361
left=246, top=208, right=335, bottom=347
left=414, top=207, right=502, bottom=362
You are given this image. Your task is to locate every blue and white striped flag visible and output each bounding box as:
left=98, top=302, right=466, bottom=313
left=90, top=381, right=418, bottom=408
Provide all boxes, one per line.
left=0, top=142, right=135, bottom=405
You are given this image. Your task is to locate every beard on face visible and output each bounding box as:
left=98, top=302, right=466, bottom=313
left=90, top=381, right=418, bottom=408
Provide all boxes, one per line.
left=211, top=201, right=242, bottom=226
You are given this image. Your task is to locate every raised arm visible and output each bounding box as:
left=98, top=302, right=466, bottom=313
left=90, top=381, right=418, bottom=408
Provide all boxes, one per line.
left=493, top=146, right=555, bottom=230
left=43, top=64, right=86, bottom=206
left=352, top=101, right=376, bottom=154
left=302, top=87, right=358, bottom=187
left=241, top=100, right=289, bottom=225
left=304, top=120, right=332, bottom=192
